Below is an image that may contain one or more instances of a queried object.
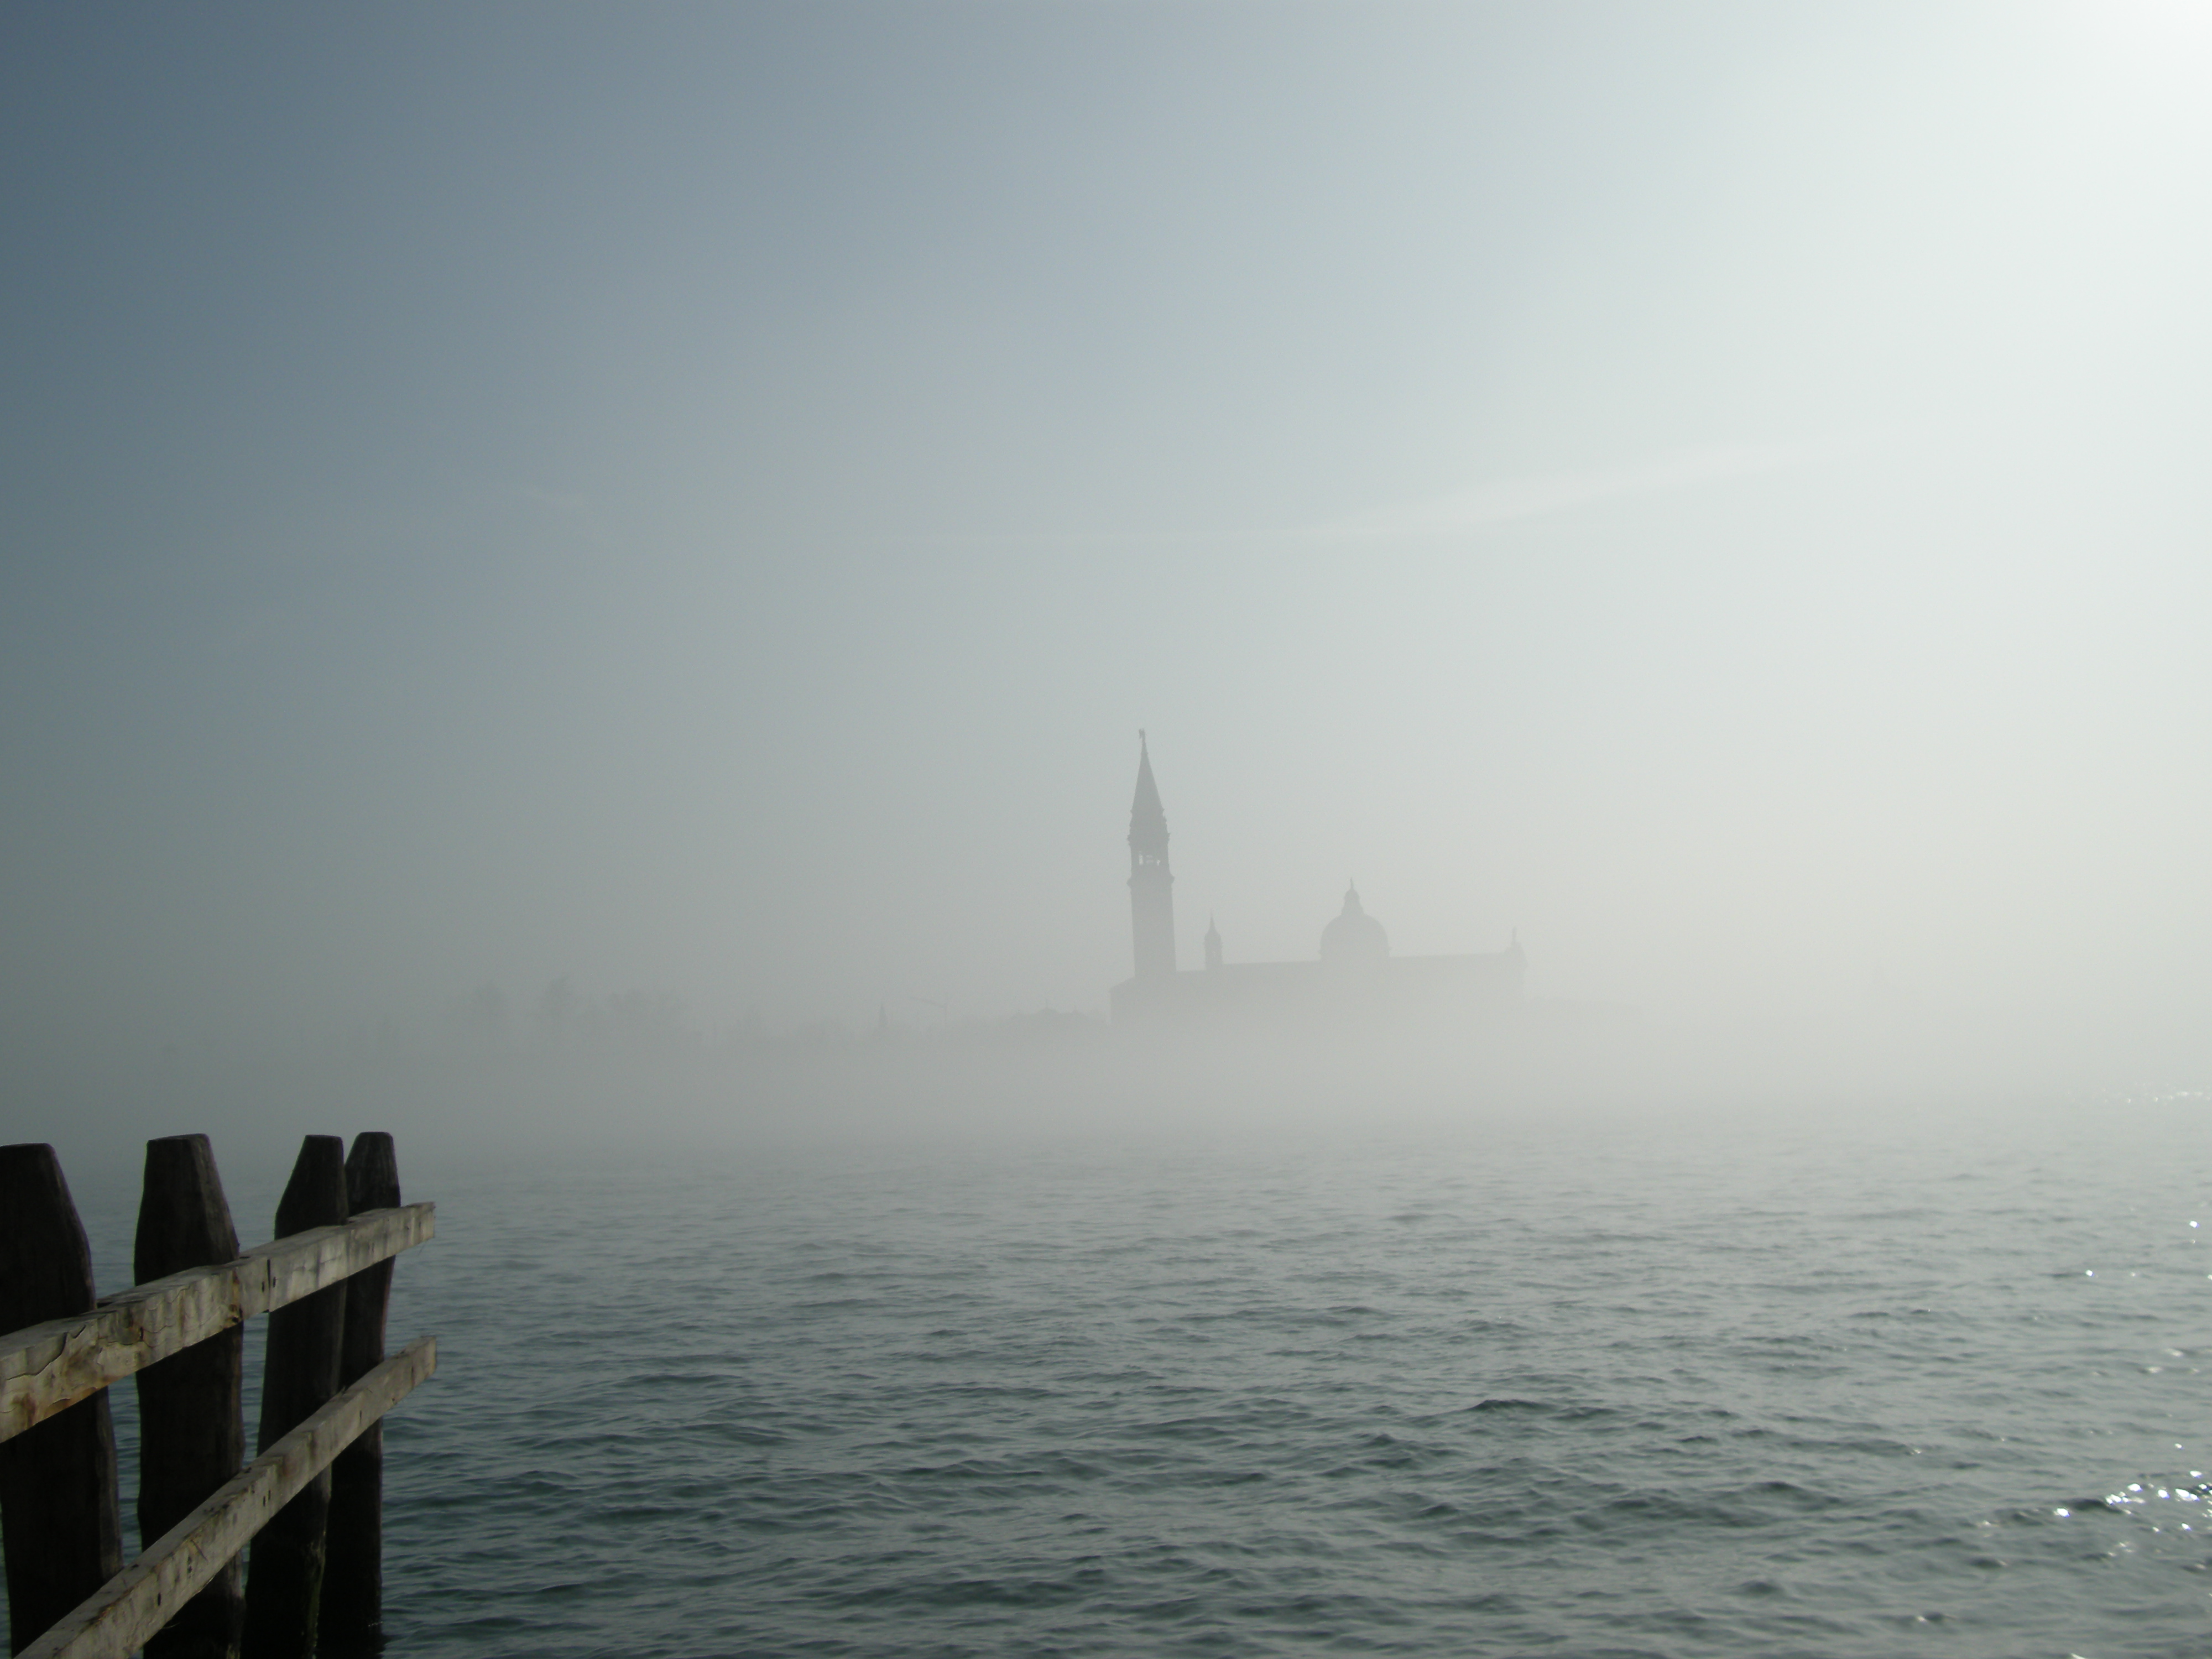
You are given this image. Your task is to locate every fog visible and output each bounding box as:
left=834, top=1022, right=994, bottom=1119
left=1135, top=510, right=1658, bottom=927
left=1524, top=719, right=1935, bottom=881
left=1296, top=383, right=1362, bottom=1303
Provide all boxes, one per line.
left=5, top=4, right=2209, bottom=1177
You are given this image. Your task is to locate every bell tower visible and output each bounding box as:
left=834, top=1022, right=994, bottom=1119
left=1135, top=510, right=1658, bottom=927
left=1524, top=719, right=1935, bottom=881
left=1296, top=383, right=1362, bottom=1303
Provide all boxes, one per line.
left=1128, top=731, right=1176, bottom=978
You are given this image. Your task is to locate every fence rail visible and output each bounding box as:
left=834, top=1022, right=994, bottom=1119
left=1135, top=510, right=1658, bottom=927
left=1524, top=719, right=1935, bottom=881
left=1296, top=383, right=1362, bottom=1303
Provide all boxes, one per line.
left=1, top=1205, right=436, bottom=1441
left=18, top=1340, right=436, bottom=1659
left=0, top=1135, right=436, bottom=1659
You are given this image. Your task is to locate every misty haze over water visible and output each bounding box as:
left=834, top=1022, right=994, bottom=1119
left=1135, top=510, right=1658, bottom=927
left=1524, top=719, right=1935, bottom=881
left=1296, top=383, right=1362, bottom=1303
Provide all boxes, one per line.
left=6, top=3, right=2212, bottom=1655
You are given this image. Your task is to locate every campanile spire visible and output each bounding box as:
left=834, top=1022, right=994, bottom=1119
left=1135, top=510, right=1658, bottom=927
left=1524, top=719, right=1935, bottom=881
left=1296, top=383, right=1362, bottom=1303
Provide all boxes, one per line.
left=1128, top=731, right=1176, bottom=978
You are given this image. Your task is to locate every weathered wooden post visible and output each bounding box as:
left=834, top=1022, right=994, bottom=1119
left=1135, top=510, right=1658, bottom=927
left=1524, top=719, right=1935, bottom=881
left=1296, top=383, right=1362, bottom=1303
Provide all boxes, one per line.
left=240, top=1136, right=349, bottom=1659
left=0, top=1145, right=123, bottom=1657
left=318, top=1134, right=399, bottom=1655
left=133, top=1134, right=246, bottom=1659
left=1, top=1134, right=434, bottom=1659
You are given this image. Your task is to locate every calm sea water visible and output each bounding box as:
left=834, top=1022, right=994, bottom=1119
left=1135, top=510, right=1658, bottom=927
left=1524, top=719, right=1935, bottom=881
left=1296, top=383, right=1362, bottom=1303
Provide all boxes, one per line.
left=40, top=1097, right=2212, bottom=1656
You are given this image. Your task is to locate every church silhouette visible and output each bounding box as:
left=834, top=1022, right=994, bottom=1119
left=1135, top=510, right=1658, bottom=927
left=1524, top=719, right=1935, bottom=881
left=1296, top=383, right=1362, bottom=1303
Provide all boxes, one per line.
left=1110, top=734, right=1527, bottom=1027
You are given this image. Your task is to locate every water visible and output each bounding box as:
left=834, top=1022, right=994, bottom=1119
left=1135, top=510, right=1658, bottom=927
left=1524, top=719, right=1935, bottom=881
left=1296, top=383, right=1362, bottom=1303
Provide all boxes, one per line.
left=38, top=1099, right=2212, bottom=1656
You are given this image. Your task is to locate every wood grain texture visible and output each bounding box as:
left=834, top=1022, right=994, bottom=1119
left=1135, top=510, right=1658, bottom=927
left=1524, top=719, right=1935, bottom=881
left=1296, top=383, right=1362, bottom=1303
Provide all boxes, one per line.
left=241, top=1136, right=349, bottom=1659
left=318, top=1135, right=401, bottom=1655
left=0, top=1145, right=123, bottom=1656
left=0, top=1204, right=435, bottom=1442
left=132, top=1136, right=246, bottom=1659
left=17, top=1340, right=436, bottom=1659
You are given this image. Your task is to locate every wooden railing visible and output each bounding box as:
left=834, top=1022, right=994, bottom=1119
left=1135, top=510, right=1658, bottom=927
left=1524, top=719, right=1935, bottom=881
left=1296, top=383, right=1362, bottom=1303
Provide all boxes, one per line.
left=0, top=1135, right=436, bottom=1659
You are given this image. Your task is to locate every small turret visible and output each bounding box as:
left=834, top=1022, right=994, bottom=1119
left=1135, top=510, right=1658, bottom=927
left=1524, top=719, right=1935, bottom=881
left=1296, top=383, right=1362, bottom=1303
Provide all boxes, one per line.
left=1204, top=914, right=1222, bottom=971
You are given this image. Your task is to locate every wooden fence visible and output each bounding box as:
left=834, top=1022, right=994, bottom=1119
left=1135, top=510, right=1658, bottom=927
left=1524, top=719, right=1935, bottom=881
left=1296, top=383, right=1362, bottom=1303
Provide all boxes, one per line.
left=0, top=1134, right=436, bottom=1659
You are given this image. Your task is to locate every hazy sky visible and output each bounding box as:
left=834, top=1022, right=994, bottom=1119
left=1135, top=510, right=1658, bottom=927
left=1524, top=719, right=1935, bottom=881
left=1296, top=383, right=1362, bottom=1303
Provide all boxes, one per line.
left=5, top=3, right=2209, bottom=1081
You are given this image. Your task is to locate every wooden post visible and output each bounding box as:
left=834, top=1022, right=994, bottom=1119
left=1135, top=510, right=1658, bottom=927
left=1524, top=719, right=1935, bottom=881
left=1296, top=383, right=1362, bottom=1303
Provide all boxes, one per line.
left=240, top=1137, right=347, bottom=1659
left=0, top=1145, right=123, bottom=1657
left=317, top=1135, right=398, bottom=1656
left=133, top=1135, right=246, bottom=1659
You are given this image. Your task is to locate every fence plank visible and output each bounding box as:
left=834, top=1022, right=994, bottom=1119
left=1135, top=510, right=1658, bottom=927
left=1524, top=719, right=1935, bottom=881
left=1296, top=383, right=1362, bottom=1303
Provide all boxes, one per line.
left=17, top=1339, right=436, bottom=1659
left=0, top=1145, right=123, bottom=1657
left=0, top=1203, right=434, bottom=1442
left=132, top=1135, right=246, bottom=1659
left=319, top=1135, right=400, bottom=1655
left=242, top=1136, right=349, bottom=1659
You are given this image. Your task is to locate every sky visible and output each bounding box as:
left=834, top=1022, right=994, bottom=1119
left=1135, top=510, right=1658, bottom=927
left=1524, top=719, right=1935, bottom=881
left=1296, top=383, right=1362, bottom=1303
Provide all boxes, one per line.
left=4, top=2, right=2211, bottom=1115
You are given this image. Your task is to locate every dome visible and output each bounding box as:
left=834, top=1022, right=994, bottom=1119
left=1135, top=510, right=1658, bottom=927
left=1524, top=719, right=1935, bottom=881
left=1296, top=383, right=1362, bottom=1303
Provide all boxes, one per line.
left=1319, top=884, right=1389, bottom=964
